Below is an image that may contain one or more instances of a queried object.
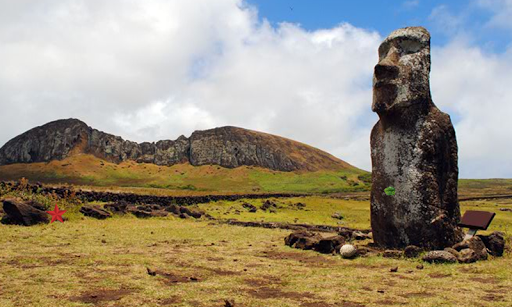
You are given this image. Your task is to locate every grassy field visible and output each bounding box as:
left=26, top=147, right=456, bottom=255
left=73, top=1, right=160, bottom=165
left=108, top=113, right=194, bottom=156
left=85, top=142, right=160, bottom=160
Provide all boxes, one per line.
left=0, top=154, right=369, bottom=195
left=1, top=186, right=511, bottom=307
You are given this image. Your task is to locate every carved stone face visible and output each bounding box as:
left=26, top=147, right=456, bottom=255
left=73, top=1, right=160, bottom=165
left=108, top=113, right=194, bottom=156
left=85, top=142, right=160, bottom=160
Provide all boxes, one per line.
left=372, top=27, right=431, bottom=115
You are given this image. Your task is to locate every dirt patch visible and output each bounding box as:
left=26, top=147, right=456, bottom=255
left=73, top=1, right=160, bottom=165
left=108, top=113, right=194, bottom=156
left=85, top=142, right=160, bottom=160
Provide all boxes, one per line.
left=244, top=276, right=281, bottom=287
left=262, top=250, right=338, bottom=266
left=469, top=277, right=500, bottom=284
left=428, top=273, right=451, bottom=279
left=246, top=286, right=316, bottom=300
left=458, top=267, right=483, bottom=274
left=301, top=302, right=336, bottom=307
left=206, top=256, right=225, bottom=262
left=70, top=288, right=134, bottom=305
left=158, top=271, right=201, bottom=285
left=158, top=296, right=182, bottom=305
left=481, top=294, right=505, bottom=302
left=374, top=300, right=403, bottom=305
left=398, top=292, right=431, bottom=298
left=202, top=267, right=238, bottom=276
left=339, top=301, right=366, bottom=307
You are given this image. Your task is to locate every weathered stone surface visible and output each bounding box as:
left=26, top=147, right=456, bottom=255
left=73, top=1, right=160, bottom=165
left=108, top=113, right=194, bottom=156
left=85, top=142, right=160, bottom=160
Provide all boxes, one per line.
left=1, top=199, right=49, bottom=226
left=478, top=232, right=506, bottom=257
left=422, top=251, right=457, bottom=264
left=452, top=237, right=488, bottom=261
left=79, top=205, right=112, bottom=219
left=457, top=248, right=478, bottom=263
left=370, top=27, right=463, bottom=249
left=0, top=119, right=352, bottom=172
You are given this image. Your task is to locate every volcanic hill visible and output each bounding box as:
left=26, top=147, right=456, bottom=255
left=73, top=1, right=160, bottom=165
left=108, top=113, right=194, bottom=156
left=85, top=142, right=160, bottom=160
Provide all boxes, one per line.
left=0, top=119, right=354, bottom=172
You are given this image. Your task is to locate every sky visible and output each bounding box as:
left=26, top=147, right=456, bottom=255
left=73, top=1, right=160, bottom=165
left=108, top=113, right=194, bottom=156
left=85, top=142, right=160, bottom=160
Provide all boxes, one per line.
left=0, top=0, right=511, bottom=178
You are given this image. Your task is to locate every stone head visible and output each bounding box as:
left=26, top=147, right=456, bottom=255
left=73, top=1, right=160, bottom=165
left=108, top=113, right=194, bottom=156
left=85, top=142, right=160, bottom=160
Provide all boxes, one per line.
left=372, top=27, right=431, bottom=115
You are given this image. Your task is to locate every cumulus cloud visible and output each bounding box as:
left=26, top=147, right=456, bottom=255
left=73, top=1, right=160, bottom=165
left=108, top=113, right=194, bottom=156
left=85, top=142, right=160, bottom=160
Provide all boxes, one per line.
left=0, top=0, right=510, bottom=178
left=0, top=0, right=381, bottom=172
left=431, top=41, right=512, bottom=178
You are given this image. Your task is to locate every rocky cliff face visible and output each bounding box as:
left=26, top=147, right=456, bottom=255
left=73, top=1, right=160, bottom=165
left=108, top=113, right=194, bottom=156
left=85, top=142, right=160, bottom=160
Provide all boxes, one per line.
left=0, top=119, right=351, bottom=172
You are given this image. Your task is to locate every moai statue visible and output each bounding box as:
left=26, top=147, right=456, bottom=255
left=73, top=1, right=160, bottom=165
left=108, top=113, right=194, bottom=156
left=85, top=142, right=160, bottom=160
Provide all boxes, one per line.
left=370, top=27, right=463, bottom=249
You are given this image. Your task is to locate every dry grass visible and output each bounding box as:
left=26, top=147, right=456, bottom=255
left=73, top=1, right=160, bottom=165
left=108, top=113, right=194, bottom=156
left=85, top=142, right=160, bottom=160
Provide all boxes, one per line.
left=0, top=187, right=511, bottom=306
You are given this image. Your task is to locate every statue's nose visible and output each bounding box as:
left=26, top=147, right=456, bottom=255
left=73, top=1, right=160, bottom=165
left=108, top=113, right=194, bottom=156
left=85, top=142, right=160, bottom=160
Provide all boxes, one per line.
left=374, top=61, right=399, bottom=80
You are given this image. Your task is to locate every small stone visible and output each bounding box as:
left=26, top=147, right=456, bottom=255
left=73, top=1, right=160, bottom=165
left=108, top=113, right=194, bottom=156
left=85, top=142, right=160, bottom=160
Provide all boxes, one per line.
left=390, top=267, right=398, bottom=273
left=416, top=264, right=424, bottom=270
left=339, top=244, right=357, bottom=259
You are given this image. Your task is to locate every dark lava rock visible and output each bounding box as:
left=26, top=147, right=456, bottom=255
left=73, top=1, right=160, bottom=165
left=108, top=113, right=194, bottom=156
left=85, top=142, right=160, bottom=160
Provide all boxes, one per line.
left=404, top=245, right=422, bottom=258
left=331, top=212, right=344, bottom=220
left=284, top=231, right=322, bottom=250
left=242, top=203, right=257, bottom=212
left=315, top=235, right=346, bottom=254
left=478, top=232, right=506, bottom=257
left=1, top=199, right=49, bottom=226
left=370, top=27, right=463, bottom=249
left=261, top=200, right=277, bottom=211
left=179, top=206, right=203, bottom=219
left=383, top=250, right=402, bottom=259
left=452, top=237, right=488, bottom=261
left=165, top=204, right=181, bottom=215
left=457, top=248, right=478, bottom=264
left=443, top=247, right=460, bottom=258
left=79, top=205, right=112, bottom=220
left=352, top=231, right=371, bottom=241
left=422, top=251, right=457, bottom=264
left=104, top=201, right=131, bottom=214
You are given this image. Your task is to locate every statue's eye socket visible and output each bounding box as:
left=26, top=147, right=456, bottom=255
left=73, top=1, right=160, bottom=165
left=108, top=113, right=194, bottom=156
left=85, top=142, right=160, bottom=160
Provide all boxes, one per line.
left=397, top=39, right=423, bottom=55
left=378, top=43, right=390, bottom=59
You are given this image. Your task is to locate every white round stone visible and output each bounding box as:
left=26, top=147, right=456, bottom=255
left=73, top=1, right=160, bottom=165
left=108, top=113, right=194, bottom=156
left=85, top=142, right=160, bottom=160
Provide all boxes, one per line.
left=339, top=244, right=357, bottom=259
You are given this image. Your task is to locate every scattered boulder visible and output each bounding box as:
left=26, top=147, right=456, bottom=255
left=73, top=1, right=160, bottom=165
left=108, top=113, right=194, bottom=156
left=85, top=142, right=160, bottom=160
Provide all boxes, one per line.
left=352, top=231, right=371, bottom=241
left=383, top=250, right=402, bottom=259
left=339, top=244, right=357, bottom=259
left=179, top=206, right=203, bottom=218
left=165, top=204, right=181, bottom=215
left=457, top=248, right=478, bottom=264
left=104, top=201, right=131, bottom=214
left=478, top=232, right=506, bottom=257
left=292, top=202, right=306, bottom=210
left=1, top=199, right=49, bottom=226
left=261, top=200, right=277, bottom=211
left=331, top=212, right=344, bottom=220
left=422, top=251, right=457, bottom=264
left=452, top=237, right=488, bottom=261
left=404, top=245, right=422, bottom=258
left=338, top=229, right=354, bottom=240
left=315, top=236, right=346, bottom=254
left=499, top=208, right=512, bottom=212
left=79, top=205, right=112, bottom=220
left=242, top=203, right=257, bottom=213
left=284, top=231, right=322, bottom=250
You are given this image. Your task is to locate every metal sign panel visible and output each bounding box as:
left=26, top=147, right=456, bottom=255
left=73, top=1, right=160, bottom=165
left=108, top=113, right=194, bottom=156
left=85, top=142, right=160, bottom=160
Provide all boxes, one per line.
left=458, top=210, right=496, bottom=230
